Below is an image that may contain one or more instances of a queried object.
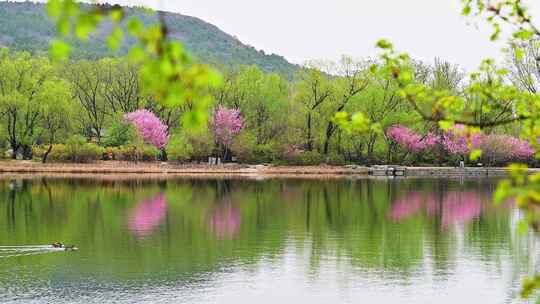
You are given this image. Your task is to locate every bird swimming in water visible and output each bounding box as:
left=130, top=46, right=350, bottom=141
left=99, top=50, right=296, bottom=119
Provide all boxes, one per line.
left=51, top=242, right=78, bottom=251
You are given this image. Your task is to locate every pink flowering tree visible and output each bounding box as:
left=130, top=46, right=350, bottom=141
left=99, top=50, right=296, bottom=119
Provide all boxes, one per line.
left=124, top=110, right=170, bottom=150
left=386, top=124, right=533, bottom=165
left=210, top=106, right=244, bottom=160
left=386, top=125, right=438, bottom=152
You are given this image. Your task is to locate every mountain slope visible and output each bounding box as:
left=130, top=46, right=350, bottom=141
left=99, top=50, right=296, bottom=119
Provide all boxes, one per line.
left=0, top=1, right=299, bottom=77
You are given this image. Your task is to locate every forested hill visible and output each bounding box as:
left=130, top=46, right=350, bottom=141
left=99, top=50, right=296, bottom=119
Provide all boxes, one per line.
left=0, top=1, right=299, bottom=77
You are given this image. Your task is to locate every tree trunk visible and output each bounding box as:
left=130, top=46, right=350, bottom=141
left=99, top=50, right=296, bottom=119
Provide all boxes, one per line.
left=323, top=122, right=335, bottom=155
left=306, top=113, right=313, bottom=151
left=22, top=145, right=32, bottom=160
left=42, top=144, right=53, bottom=164
left=10, top=142, right=18, bottom=159
left=160, top=149, right=168, bottom=162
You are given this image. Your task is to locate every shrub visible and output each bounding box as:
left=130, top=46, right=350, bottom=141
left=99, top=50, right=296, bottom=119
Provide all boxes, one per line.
left=230, top=133, right=280, bottom=163
left=66, top=135, right=87, bottom=158
left=280, top=151, right=324, bottom=166
left=325, top=153, right=347, bottom=165
left=166, top=128, right=213, bottom=162
left=108, top=145, right=159, bottom=162
left=103, top=119, right=138, bottom=147
left=32, top=144, right=70, bottom=162
left=74, top=143, right=104, bottom=163
left=62, top=136, right=104, bottom=163
left=140, top=145, right=159, bottom=161
left=167, top=134, right=194, bottom=162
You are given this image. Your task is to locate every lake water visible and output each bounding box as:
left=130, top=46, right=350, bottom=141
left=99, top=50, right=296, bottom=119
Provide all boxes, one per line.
left=0, top=176, right=537, bottom=303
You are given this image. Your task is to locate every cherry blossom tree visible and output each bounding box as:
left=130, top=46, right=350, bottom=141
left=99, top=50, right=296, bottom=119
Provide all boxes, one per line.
left=210, top=106, right=244, bottom=159
left=386, top=125, right=438, bottom=152
left=387, top=124, right=533, bottom=164
left=124, top=110, right=170, bottom=149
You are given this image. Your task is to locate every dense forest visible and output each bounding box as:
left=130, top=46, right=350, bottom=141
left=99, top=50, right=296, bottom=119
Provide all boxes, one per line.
left=0, top=1, right=299, bottom=77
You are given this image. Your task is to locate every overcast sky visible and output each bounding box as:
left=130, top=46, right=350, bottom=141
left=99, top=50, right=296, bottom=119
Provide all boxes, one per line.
left=24, top=0, right=540, bottom=71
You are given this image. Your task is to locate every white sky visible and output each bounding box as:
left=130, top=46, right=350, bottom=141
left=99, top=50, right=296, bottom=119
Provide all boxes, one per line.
left=17, top=0, right=540, bottom=71
left=110, top=0, right=512, bottom=71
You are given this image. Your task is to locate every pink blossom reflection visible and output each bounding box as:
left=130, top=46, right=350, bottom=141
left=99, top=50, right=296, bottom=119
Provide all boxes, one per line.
left=389, top=190, right=483, bottom=227
left=440, top=191, right=482, bottom=226
left=208, top=204, right=241, bottom=239
left=128, top=193, right=167, bottom=238
left=388, top=191, right=431, bottom=220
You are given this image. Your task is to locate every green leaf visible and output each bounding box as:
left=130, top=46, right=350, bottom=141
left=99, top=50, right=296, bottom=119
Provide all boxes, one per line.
left=462, top=5, right=471, bottom=15
left=49, top=39, right=71, bottom=61
left=376, top=39, right=393, bottom=50
left=398, top=70, right=412, bottom=83
left=57, top=17, right=70, bottom=36
left=46, top=0, right=62, bottom=19
left=127, top=18, right=144, bottom=36
left=75, top=15, right=97, bottom=41
left=513, top=30, right=534, bottom=40
left=182, top=110, right=207, bottom=129
left=494, top=180, right=510, bottom=205
left=109, top=9, right=124, bottom=23
left=517, top=220, right=529, bottom=235
left=514, top=47, right=525, bottom=61
left=107, top=27, right=124, bottom=51
left=438, top=120, right=454, bottom=131
left=128, top=46, right=147, bottom=63
left=469, top=149, right=482, bottom=161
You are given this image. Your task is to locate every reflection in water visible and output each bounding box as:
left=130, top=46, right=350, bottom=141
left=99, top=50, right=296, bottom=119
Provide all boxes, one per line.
left=389, top=190, right=483, bottom=227
left=128, top=193, right=167, bottom=238
left=208, top=204, right=241, bottom=239
left=0, top=177, right=535, bottom=304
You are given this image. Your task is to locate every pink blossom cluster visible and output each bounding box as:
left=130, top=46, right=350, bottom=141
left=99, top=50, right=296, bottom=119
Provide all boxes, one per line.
left=386, top=125, right=438, bottom=152
left=387, top=124, right=534, bottom=162
left=440, top=124, right=472, bottom=155
left=124, top=110, right=170, bottom=149
left=474, top=134, right=534, bottom=162
left=211, top=106, right=244, bottom=147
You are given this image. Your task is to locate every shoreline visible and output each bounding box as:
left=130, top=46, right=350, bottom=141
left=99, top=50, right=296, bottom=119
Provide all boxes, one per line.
left=0, top=161, right=538, bottom=178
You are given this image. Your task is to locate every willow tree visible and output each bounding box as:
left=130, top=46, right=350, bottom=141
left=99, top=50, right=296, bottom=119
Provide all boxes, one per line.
left=0, top=51, right=70, bottom=159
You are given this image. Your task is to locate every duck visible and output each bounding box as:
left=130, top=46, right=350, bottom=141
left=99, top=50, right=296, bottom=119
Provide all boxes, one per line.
left=51, top=242, right=78, bottom=251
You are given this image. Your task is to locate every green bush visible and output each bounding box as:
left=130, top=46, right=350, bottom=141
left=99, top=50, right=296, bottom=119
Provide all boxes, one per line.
left=57, top=136, right=104, bottom=163
left=231, top=133, right=282, bottom=163
left=140, top=145, right=159, bottom=161
left=103, top=119, right=138, bottom=147
left=48, top=145, right=70, bottom=162
left=280, top=151, right=324, bottom=166
left=108, top=145, right=159, bottom=161
left=167, top=134, right=194, bottom=162
left=166, top=129, right=213, bottom=162
left=325, top=153, right=347, bottom=165
left=32, top=146, right=47, bottom=159
left=72, top=143, right=103, bottom=163
left=32, top=144, right=71, bottom=162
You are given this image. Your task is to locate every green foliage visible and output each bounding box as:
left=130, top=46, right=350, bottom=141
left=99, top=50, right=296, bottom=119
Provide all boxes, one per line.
left=281, top=151, right=325, bottom=166
left=166, top=134, right=194, bottom=162
left=33, top=144, right=69, bottom=162
left=231, top=132, right=280, bottom=163
left=103, top=119, right=138, bottom=147
left=65, top=135, right=103, bottom=162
